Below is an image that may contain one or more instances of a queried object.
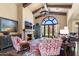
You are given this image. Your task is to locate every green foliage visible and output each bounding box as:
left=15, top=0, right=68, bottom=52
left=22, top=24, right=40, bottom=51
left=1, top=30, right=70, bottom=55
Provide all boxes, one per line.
left=34, top=23, right=41, bottom=39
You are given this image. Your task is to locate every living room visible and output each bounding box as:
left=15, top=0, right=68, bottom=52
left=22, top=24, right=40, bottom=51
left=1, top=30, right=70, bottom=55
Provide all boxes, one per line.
left=0, top=3, right=79, bottom=56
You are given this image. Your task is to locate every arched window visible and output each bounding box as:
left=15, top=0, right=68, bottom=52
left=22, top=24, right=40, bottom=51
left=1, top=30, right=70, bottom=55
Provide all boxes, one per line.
left=42, top=16, right=57, bottom=25
left=41, top=16, right=58, bottom=37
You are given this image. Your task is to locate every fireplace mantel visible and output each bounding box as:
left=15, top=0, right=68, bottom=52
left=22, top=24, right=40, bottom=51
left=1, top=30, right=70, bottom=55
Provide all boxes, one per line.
left=24, top=29, right=34, bottom=41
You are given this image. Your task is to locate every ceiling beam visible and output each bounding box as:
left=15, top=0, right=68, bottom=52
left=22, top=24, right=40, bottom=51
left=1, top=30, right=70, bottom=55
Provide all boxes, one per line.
left=35, top=12, right=67, bottom=19
left=49, top=12, right=67, bottom=15
left=47, top=4, right=72, bottom=8
left=32, top=6, right=44, bottom=14
left=35, top=14, right=43, bottom=19
left=33, top=4, right=72, bottom=14
left=23, top=3, right=31, bottom=8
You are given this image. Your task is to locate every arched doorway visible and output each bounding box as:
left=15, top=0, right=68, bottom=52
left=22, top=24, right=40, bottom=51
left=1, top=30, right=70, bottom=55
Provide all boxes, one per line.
left=41, top=16, right=58, bottom=37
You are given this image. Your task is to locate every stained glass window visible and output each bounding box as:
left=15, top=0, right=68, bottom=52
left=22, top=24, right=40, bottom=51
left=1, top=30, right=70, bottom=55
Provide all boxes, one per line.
left=41, top=16, right=58, bottom=37
left=42, top=16, right=58, bottom=25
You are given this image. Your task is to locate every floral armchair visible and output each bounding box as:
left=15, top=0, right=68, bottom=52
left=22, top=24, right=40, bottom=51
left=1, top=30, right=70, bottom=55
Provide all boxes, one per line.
left=39, top=37, right=63, bottom=56
left=11, top=36, right=30, bottom=52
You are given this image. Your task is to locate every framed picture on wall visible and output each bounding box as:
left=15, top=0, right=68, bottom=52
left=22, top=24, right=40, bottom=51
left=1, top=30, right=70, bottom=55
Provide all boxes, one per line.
left=25, top=21, right=32, bottom=29
left=0, top=17, right=18, bottom=32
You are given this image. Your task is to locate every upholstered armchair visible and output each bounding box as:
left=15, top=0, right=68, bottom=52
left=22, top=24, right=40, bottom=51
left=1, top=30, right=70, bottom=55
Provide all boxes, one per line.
left=11, top=35, right=30, bottom=53
left=39, top=37, right=63, bottom=56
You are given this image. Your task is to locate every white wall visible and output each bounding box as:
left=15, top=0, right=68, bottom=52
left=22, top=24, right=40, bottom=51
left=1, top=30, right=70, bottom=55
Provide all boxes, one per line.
left=23, top=7, right=34, bottom=29
left=0, top=3, right=18, bottom=20
left=72, top=20, right=79, bottom=32
left=67, top=3, right=79, bottom=32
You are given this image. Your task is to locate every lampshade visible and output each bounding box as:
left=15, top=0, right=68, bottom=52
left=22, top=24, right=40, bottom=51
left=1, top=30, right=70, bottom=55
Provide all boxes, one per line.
left=60, top=26, right=69, bottom=34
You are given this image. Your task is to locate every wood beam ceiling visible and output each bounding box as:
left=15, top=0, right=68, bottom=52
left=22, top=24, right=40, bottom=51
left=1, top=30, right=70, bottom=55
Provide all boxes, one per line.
left=23, top=3, right=31, bottom=8
left=32, top=6, right=44, bottom=14
left=33, top=4, right=72, bottom=14
left=49, top=12, right=67, bottom=15
left=35, top=14, right=43, bottom=19
left=47, top=4, right=72, bottom=8
left=35, top=12, right=67, bottom=19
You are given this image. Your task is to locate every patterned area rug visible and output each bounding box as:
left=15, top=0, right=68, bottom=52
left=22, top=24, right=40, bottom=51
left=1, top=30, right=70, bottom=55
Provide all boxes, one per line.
left=0, top=47, right=26, bottom=56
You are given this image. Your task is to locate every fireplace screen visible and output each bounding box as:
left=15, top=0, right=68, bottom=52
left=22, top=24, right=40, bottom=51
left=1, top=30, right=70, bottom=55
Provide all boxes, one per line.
left=27, top=34, right=32, bottom=41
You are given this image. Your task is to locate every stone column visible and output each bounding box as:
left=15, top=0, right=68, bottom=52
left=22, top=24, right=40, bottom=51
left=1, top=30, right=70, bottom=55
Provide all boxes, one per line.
left=17, top=4, right=23, bottom=34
